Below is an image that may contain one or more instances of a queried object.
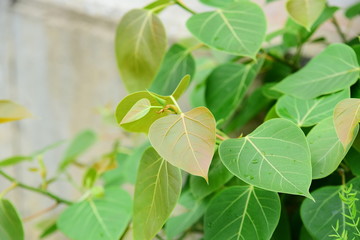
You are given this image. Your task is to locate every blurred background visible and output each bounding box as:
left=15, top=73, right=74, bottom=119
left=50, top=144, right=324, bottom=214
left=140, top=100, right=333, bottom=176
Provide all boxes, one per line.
left=0, top=0, right=359, bottom=239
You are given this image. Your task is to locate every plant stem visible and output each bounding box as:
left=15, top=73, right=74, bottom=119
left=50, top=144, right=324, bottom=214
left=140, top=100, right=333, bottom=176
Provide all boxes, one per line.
left=264, top=52, right=299, bottom=71
left=0, top=170, right=72, bottom=205
left=331, top=17, right=347, bottom=42
left=0, top=182, right=18, bottom=198
left=338, top=168, right=346, bottom=185
left=216, top=134, right=226, bottom=141
left=174, top=0, right=197, bottom=15
left=23, top=202, right=59, bottom=222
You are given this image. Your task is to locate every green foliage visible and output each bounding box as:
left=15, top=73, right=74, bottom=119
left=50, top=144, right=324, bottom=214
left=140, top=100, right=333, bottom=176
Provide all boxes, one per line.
left=2, top=0, right=360, bottom=239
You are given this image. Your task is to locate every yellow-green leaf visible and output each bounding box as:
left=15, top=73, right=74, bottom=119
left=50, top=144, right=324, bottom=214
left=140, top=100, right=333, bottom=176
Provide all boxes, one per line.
left=172, top=75, right=191, bottom=100
left=334, top=98, right=360, bottom=147
left=115, top=9, right=167, bottom=92
left=286, top=0, right=326, bottom=30
left=0, top=199, right=24, bottom=240
left=0, top=100, right=32, bottom=123
left=133, top=147, right=182, bottom=240
left=149, top=107, right=216, bottom=181
left=120, top=98, right=151, bottom=124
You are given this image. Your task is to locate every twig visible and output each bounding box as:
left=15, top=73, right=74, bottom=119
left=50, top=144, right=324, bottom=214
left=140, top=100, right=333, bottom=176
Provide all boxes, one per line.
left=23, top=202, right=59, bottom=222
left=216, top=134, right=226, bottom=141
left=0, top=170, right=72, bottom=205
left=174, top=0, right=197, bottom=14
left=331, top=17, right=347, bottom=42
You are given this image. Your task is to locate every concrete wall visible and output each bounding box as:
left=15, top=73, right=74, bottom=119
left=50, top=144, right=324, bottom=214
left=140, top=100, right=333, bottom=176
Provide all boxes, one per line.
left=0, top=0, right=359, bottom=239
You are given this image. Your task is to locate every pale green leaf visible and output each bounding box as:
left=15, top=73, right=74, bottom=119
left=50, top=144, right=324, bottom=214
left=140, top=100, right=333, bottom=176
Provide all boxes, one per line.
left=286, top=0, right=326, bottom=30
left=300, top=178, right=360, bottom=240
left=219, top=118, right=312, bottom=198
left=116, top=91, right=173, bottom=133
left=166, top=191, right=209, bottom=239
left=276, top=89, right=350, bottom=127
left=273, top=44, right=360, bottom=99
left=0, top=156, right=32, bottom=168
left=149, top=107, right=216, bottom=180
left=133, top=147, right=182, bottom=240
left=120, top=98, right=151, bottom=124
left=205, top=60, right=263, bottom=120
left=58, top=188, right=132, bottom=240
left=308, top=118, right=358, bottom=179
left=0, top=199, right=24, bottom=240
left=200, top=0, right=243, bottom=8
left=186, top=2, right=267, bottom=58
left=204, top=186, right=280, bottom=240
left=150, top=44, right=195, bottom=96
left=190, top=151, right=233, bottom=200
left=172, top=75, right=191, bottom=100
left=59, top=130, right=97, bottom=171
left=334, top=98, right=360, bottom=147
left=0, top=100, right=32, bottom=124
left=115, top=9, right=167, bottom=92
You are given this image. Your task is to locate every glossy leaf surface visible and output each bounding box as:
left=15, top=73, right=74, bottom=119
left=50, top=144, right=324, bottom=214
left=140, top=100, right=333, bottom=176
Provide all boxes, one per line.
left=276, top=89, right=349, bottom=127
left=220, top=119, right=312, bottom=198
left=204, top=186, right=280, bottom=240
left=308, top=118, right=358, bottom=179
left=58, top=188, right=132, bottom=240
left=273, top=44, right=360, bottom=99
left=150, top=44, right=195, bottom=96
left=334, top=98, right=360, bottom=146
left=186, top=2, right=266, bottom=58
left=133, top=148, right=182, bottom=240
left=149, top=107, right=216, bottom=180
left=115, top=9, right=167, bottom=92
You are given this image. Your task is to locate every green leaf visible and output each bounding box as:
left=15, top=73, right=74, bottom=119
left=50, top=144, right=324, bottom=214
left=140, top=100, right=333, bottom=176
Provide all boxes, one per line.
left=271, top=207, right=292, bottom=240
left=345, top=148, right=360, bottom=176
left=186, top=1, right=267, bottom=58
left=345, top=2, right=360, bottom=19
left=150, top=44, right=195, bottom=96
left=0, top=199, right=24, bottom=240
left=172, top=75, right=191, bottom=100
left=133, top=147, right=182, bottom=240
left=144, top=0, right=172, bottom=13
left=301, top=178, right=360, bottom=240
left=166, top=191, right=209, bottom=239
left=115, top=9, right=167, bottom=92
left=58, top=187, right=132, bottom=240
left=204, top=186, right=280, bottom=240
left=59, top=130, right=97, bottom=171
left=286, top=0, right=326, bottom=30
left=223, top=85, right=273, bottom=133
left=334, top=98, right=360, bottom=147
left=149, top=107, right=216, bottom=180
left=299, top=226, right=314, bottom=240
left=0, top=156, right=32, bottom=168
left=190, top=151, right=233, bottom=200
left=0, top=100, right=32, bottom=124
left=205, top=60, right=263, bottom=120
left=308, top=118, right=358, bottom=179
left=264, top=105, right=279, bottom=122
left=116, top=91, right=172, bottom=133
left=273, top=44, right=360, bottom=99
left=120, top=98, right=152, bottom=124
left=219, top=118, right=312, bottom=198
left=275, top=89, right=350, bottom=127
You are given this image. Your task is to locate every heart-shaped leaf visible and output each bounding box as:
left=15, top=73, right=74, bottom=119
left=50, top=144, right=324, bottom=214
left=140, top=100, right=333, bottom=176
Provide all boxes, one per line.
left=120, top=98, right=151, bottom=124
left=308, top=118, right=358, bottom=179
left=150, top=44, right=195, bottom=96
left=204, top=186, right=280, bottom=240
left=57, top=188, right=132, bottom=240
left=116, top=91, right=172, bottom=133
left=286, top=0, right=326, bottom=30
left=273, top=44, right=360, bottom=99
left=186, top=1, right=266, bottom=58
left=0, top=100, right=32, bottom=124
left=115, top=9, right=167, bottom=92
left=205, top=60, right=263, bottom=120
left=133, top=147, right=182, bottom=240
left=0, top=199, right=24, bottom=240
left=276, top=89, right=350, bottom=127
left=149, top=107, right=216, bottom=180
left=334, top=98, right=360, bottom=147
left=219, top=118, right=312, bottom=198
